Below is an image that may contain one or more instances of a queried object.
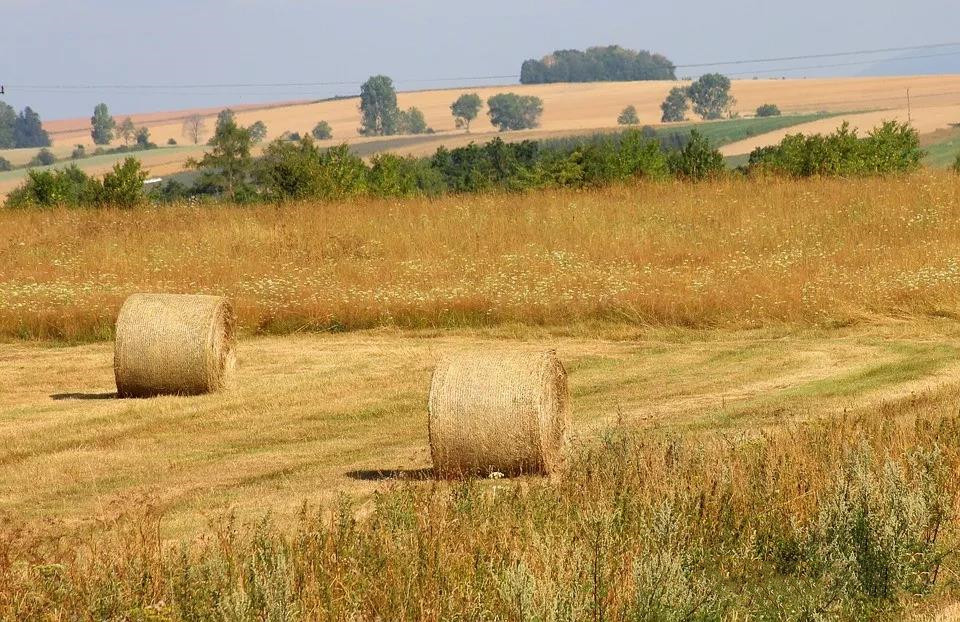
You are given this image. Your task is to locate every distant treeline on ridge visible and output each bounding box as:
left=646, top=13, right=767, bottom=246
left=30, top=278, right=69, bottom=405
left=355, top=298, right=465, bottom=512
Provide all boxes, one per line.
left=520, top=45, right=676, bottom=84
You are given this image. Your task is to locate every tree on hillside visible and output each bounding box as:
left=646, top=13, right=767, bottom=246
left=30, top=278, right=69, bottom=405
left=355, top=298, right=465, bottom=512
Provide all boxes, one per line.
left=135, top=126, right=152, bottom=148
left=117, top=117, right=136, bottom=146
left=617, top=105, right=639, bottom=125
left=0, top=102, right=15, bottom=148
left=187, top=115, right=253, bottom=201
left=755, top=103, right=781, bottom=118
left=397, top=107, right=428, bottom=135
left=520, top=45, right=676, bottom=83
left=359, top=75, right=399, bottom=136
left=312, top=121, right=333, bottom=140
left=451, top=93, right=483, bottom=132
left=687, top=73, right=735, bottom=120
left=90, top=103, right=116, bottom=145
left=182, top=114, right=206, bottom=144
left=248, top=120, right=267, bottom=144
left=487, top=93, right=543, bottom=131
left=14, top=107, right=51, bottom=148
left=660, top=87, right=689, bottom=122
left=216, top=109, right=236, bottom=133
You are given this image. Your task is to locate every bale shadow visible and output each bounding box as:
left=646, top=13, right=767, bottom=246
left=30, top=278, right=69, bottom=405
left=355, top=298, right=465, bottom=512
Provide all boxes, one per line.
left=50, top=392, right=118, bottom=401
left=345, top=468, right=435, bottom=482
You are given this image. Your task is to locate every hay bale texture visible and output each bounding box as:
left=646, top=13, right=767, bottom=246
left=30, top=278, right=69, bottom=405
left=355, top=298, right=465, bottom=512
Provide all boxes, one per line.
left=114, top=293, right=236, bottom=397
left=428, top=348, right=570, bottom=476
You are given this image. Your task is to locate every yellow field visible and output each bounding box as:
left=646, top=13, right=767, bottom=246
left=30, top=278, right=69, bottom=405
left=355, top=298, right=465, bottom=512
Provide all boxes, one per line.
left=2, top=74, right=959, bottom=198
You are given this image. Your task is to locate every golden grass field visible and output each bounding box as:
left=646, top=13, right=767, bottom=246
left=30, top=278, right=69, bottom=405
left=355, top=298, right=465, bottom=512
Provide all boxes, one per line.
left=5, top=172, right=960, bottom=617
left=2, top=74, right=959, bottom=198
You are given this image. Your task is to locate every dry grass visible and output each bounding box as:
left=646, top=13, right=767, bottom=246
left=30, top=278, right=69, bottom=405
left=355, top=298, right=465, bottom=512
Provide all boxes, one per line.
left=2, top=172, right=960, bottom=341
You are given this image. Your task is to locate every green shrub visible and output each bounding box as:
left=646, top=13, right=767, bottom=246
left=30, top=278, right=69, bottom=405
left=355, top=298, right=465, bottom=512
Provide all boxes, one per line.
left=167, top=138, right=177, bottom=146
left=487, top=93, right=543, bottom=131
left=368, top=153, right=445, bottom=197
left=397, top=107, right=428, bottom=135
left=667, top=130, right=725, bottom=180
left=5, top=166, right=98, bottom=208
left=748, top=121, right=923, bottom=177
left=756, top=104, right=781, bottom=117
left=71, top=145, right=86, bottom=160
left=256, top=138, right=368, bottom=201
left=0, top=156, right=11, bottom=172
left=98, top=157, right=147, bottom=207
left=30, top=148, right=56, bottom=167
left=954, top=152, right=960, bottom=174
left=617, top=105, right=639, bottom=125
left=311, top=121, right=332, bottom=140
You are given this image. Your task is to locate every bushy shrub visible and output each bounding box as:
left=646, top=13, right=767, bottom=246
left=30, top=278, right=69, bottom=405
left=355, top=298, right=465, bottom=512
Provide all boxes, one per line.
left=256, top=138, right=368, bottom=201
left=98, top=157, right=147, bottom=207
left=71, top=145, right=86, bottom=160
left=748, top=121, right=923, bottom=177
left=397, top=107, right=428, bottom=135
left=5, top=166, right=99, bottom=208
left=954, top=152, right=960, bottom=174
left=756, top=104, right=781, bottom=117
left=167, top=138, right=177, bottom=146
left=667, top=130, right=725, bottom=180
left=30, top=148, right=56, bottom=167
left=311, top=121, right=332, bottom=140
left=367, top=153, right=445, bottom=197
left=487, top=94, right=543, bottom=131
left=617, top=105, right=639, bottom=125
left=0, top=156, right=11, bottom=172
left=430, top=138, right=540, bottom=192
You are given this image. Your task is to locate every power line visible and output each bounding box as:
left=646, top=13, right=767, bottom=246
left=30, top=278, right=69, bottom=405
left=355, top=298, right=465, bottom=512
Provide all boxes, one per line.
left=674, top=41, right=960, bottom=68
left=724, top=50, right=960, bottom=77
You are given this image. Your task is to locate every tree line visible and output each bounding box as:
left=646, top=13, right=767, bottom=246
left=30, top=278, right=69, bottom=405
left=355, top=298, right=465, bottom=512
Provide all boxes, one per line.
left=520, top=45, right=676, bottom=84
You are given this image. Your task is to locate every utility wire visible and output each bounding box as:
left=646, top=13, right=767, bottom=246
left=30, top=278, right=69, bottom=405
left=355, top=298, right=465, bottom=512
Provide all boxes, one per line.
left=674, top=41, right=960, bottom=68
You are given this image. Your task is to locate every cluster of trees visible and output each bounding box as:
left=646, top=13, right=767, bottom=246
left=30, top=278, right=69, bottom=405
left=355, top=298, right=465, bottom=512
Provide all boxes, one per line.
left=520, top=46, right=676, bottom=84
left=0, top=104, right=50, bottom=148
left=6, top=157, right=148, bottom=208
left=149, top=125, right=726, bottom=204
left=358, top=76, right=431, bottom=137
left=746, top=121, right=923, bottom=177
left=661, top=74, right=737, bottom=122
left=181, top=110, right=268, bottom=146
left=89, top=103, right=156, bottom=148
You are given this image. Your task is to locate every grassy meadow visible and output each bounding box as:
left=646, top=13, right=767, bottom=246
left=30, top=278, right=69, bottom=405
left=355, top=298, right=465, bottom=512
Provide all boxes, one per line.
left=5, top=171, right=960, bottom=618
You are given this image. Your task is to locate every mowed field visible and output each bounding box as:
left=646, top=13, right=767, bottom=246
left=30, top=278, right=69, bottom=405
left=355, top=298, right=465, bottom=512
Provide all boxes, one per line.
left=2, top=75, right=959, bottom=197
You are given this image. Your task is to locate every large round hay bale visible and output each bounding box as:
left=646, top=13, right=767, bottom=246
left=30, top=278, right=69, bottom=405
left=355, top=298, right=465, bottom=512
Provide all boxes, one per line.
left=428, top=348, right=570, bottom=476
left=114, top=293, right=236, bottom=397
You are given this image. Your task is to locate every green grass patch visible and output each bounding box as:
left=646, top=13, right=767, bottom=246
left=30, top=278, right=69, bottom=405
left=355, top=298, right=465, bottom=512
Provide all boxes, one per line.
left=923, top=126, right=960, bottom=168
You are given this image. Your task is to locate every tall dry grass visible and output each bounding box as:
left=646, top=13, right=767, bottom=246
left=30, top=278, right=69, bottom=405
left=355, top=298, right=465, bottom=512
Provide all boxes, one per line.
left=2, top=389, right=958, bottom=619
left=1, top=172, right=959, bottom=340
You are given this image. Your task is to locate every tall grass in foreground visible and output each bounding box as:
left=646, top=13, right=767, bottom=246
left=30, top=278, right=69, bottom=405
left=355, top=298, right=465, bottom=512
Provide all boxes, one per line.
left=2, top=393, right=959, bottom=619
left=1, top=172, right=959, bottom=341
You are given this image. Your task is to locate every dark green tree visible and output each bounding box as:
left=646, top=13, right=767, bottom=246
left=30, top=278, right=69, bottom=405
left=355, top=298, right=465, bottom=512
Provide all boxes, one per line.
left=135, top=126, right=152, bottom=148
left=660, top=87, right=689, bottom=122
left=311, top=121, right=333, bottom=140
left=90, top=103, right=116, bottom=145
left=99, top=157, right=147, bottom=206
left=188, top=115, right=253, bottom=201
left=359, top=75, right=399, bottom=136
left=520, top=46, right=676, bottom=83
left=0, top=102, right=17, bottom=148
left=398, top=107, right=428, bottom=134
left=487, top=93, right=543, bottom=131
left=617, top=105, right=639, bottom=125
left=14, top=107, right=51, bottom=148
left=248, top=120, right=267, bottom=144
left=30, top=148, right=56, bottom=166
left=668, top=130, right=725, bottom=180
left=451, top=93, right=483, bottom=131
left=0, top=156, right=11, bottom=172
left=687, top=74, right=735, bottom=120
left=755, top=103, right=781, bottom=118
left=216, top=109, right=236, bottom=132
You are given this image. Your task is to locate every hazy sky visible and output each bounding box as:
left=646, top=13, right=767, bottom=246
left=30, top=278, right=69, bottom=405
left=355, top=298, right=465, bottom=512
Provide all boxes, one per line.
left=4, top=0, right=959, bottom=119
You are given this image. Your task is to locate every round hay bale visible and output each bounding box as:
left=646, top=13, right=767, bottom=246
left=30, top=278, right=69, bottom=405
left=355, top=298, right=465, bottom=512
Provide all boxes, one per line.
left=428, top=348, right=570, bottom=476
left=114, top=293, right=236, bottom=397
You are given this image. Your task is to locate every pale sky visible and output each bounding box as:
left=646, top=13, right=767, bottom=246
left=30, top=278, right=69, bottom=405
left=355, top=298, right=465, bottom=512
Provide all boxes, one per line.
left=4, top=0, right=959, bottom=120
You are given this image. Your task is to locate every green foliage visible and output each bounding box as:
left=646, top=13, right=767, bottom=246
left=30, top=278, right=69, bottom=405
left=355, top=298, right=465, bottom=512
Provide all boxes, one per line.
left=0, top=102, right=15, bottom=148
left=397, top=107, right=428, bottom=135
left=135, top=127, right=152, bottom=148
left=98, top=157, right=147, bottom=206
left=117, top=117, right=136, bottom=146
left=90, top=103, right=115, bottom=145
left=0, top=156, right=11, bottom=172
left=755, top=103, right=781, bottom=118
left=71, top=145, right=86, bottom=160
left=248, top=120, right=268, bottom=144
left=520, top=45, right=676, bottom=83
left=431, top=138, right=541, bottom=192
left=487, top=93, right=544, bottom=131
left=189, top=114, right=254, bottom=201
left=13, top=107, right=51, bottom=148
left=667, top=130, right=725, bottom=180
left=256, top=138, right=367, bottom=201
left=660, top=86, right=689, bottom=123
left=451, top=93, right=483, bottom=131
left=367, top=153, right=445, bottom=197
left=687, top=74, right=735, bottom=120
left=216, top=109, right=236, bottom=132
left=617, top=105, right=639, bottom=125
left=311, top=121, right=332, bottom=140
left=30, top=148, right=56, bottom=166
left=167, top=138, right=177, bottom=145
left=5, top=166, right=98, bottom=208
left=748, top=121, right=924, bottom=177
left=359, top=75, right=400, bottom=136
left=953, top=152, right=960, bottom=174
